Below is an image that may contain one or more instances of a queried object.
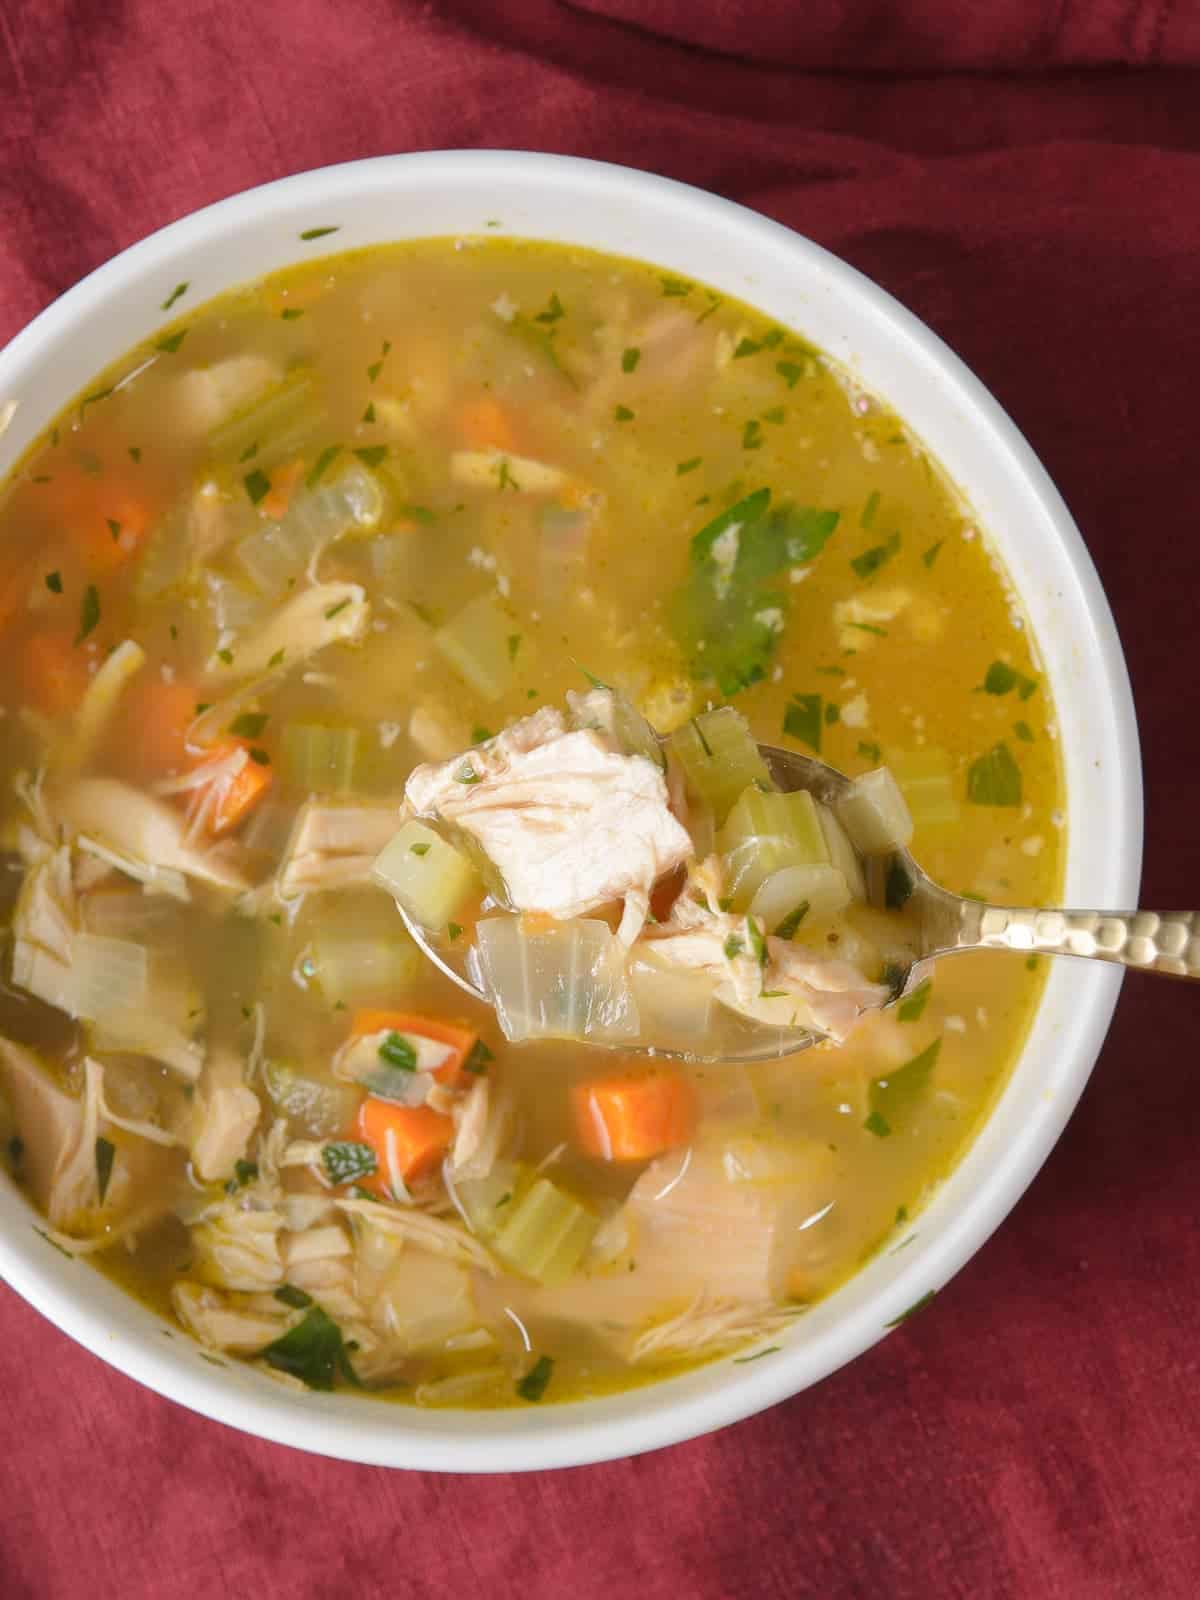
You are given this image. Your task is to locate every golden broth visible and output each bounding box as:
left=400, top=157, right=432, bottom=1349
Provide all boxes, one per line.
left=0, top=238, right=1062, bottom=1406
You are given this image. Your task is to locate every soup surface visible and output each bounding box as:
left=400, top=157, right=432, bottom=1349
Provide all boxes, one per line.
left=0, top=237, right=1062, bottom=1406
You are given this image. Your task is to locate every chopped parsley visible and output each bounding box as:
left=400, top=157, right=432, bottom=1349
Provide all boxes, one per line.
left=981, top=661, right=1038, bottom=699
left=366, top=340, right=391, bottom=383
left=229, top=712, right=268, bottom=739
left=762, top=405, right=786, bottom=425
left=267, top=648, right=285, bottom=669
left=260, top=1305, right=358, bottom=1391
left=773, top=901, right=810, bottom=939
left=95, top=1137, right=115, bottom=1203
left=1013, top=720, right=1034, bottom=742
left=216, top=648, right=234, bottom=666
left=225, top=1158, right=259, bottom=1195
left=783, top=693, right=822, bottom=752
left=106, top=518, right=122, bottom=542
left=921, top=540, right=943, bottom=568
left=156, top=330, right=187, bottom=354
left=775, top=360, right=804, bottom=388
left=497, top=458, right=518, bottom=491
left=860, top=490, right=880, bottom=529
left=967, top=742, right=1022, bottom=806
left=446, top=922, right=464, bottom=942
left=75, top=584, right=100, bottom=645
left=378, top=1032, right=418, bottom=1071
left=868, top=1038, right=941, bottom=1136
left=239, top=440, right=260, bottom=463
left=896, top=979, right=932, bottom=1022
left=659, top=276, right=692, bottom=297
left=534, top=291, right=565, bottom=324
left=857, top=739, right=882, bottom=763
left=621, top=346, right=640, bottom=373
left=507, top=633, right=522, bottom=662
left=676, top=457, right=702, bottom=476
left=299, top=225, right=340, bottom=240
left=354, top=446, right=388, bottom=469
left=733, top=337, right=761, bottom=360
left=850, top=529, right=901, bottom=580
left=324, top=597, right=352, bottom=620
left=128, top=446, right=142, bottom=464
left=321, top=1141, right=378, bottom=1186
left=470, top=725, right=493, bottom=745
left=746, top=917, right=768, bottom=969
left=846, top=621, right=887, bottom=637
left=274, top=1284, right=313, bottom=1310
left=863, top=1110, right=891, bottom=1138
left=306, top=445, right=341, bottom=488
left=44, top=571, right=62, bottom=594
left=464, top=1039, right=495, bottom=1076
left=281, top=308, right=305, bottom=321
left=824, top=701, right=840, bottom=726
left=409, top=842, right=431, bottom=857
left=516, top=1354, right=554, bottom=1402
left=742, top=419, right=763, bottom=451
left=614, top=404, right=634, bottom=422
left=248, top=748, right=270, bottom=766
left=723, top=934, right=745, bottom=961
left=244, top=468, right=271, bottom=505
left=160, top=282, right=189, bottom=311
left=361, top=401, right=376, bottom=423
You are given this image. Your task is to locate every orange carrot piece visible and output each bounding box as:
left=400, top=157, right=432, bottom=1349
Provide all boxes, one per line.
left=355, top=1098, right=454, bottom=1192
left=22, top=630, right=92, bottom=718
left=202, top=738, right=273, bottom=837
left=260, top=458, right=304, bottom=521
left=60, top=484, right=155, bottom=575
left=457, top=393, right=519, bottom=454
left=0, top=556, right=37, bottom=636
left=350, top=1010, right=482, bottom=1089
left=120, top=677, right=199, bottom=776
left=572, top=1066, right=697, bottom=1162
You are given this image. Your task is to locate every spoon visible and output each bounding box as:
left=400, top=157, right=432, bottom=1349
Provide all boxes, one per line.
left=395, top=742, right=1197, bottom=1064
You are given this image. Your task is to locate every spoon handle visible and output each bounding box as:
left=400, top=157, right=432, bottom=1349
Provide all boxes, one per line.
left=953, top=903, right=1200, bottom=979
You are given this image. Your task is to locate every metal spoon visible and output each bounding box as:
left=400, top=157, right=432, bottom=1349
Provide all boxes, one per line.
left=395, top=742, right=1197, bottom=1064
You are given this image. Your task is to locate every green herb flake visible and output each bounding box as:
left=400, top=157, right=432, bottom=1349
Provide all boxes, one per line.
left=783, top=693, right=822, bottom=752
left=321, top=1141, right=378, bottom=1186
left=863, top=1110, right=891, bottom=1138
left=895, top=1205, right=909, bottom=1224
left=922, top=540, right=944, bottom=568
left=324, top=597, right=352, bottom=620
left=216, top=648, right=234, bottom=666
left=857, top=739, right=882, bottom=763
left=354, top=446, right=388, bottom=469
left=746, top=917, right=768, bottom=969
left=967, top=742, right=1022, bottom=806
left=497, top=458, right=518, bottom=491
left=45, top=571, right=63, bottom=594
left=723, top=934, right=745, bottom=961
left=897, top=979, right=932, bottom=1022
left=244, top=468, right=272, bottom=505
left=299, top=226, right=340, bottom=241
left=280, top=308, right=305, bottom=321
left=361, top=402, right=376, bottom=423
left=1013, top=719, right=1034, bottom=743
left=847, top=621, right=887, bottom=637
left=446, top=922, right=464, bottom=942
left=248, top=747, right=270, bottom=766
left=95, top=1137, right=115, bottom=1203
left=106, top=518, right=122, bottom=542
left=128, top=446, right=142, bottom=464
left=869, top=1038, right=941, bottom=1135
left=886, top=1290, right=936, bottom=1328
left=733, top=1345, right=781, bottom=1364
left=614, top=404, right=635, bottom=422
left=1026, top=954, right=1040, bottom=971
left=776, top=360, right=804, bottom=388
left=261, top=1305, right=358, bottom=1391
left=470, top=726, right=493, bottom=746
left=75, top=584, right=100, bottom=645
left=378, top=1032, right=418, bottom=1072
left=762, top=406, right=786, bottom=425
left=409, top=842, right=431, bottom=857
left=696, top=291, right=723, bottom=324
left=860, top=492, right=882, bottom=530
left=742, top=419, right=763, bottom=451
left=534, top=291, right=565, bottom=325
left=465, top=1039, right=495, bottom=1076
left=156, top=330, right=187, bottom=354
left=306, top=445, right=341, bottom=489
left=824, top=701, right=840, bottom=726
left=733, top=337, right=762, bottom=360
left=274, top=1284, right=314, bottom=1310
left=674, top=457, right=703, bottom=478
left=516, top=1354, right=554, bottom=1402
left=851, top=529, right=901, bottom=580
left=507, top=633, right=522, bottom=662
left=660, top=276, right=692, bottom=298
left=267, top=648, right=285, bottom=669
left=400, top=502, right=436, bottom=524
left=621, top=347, right=641, bottom=373
left=230, top=712, right=268, bottom=739
left=773, top=901, right=810, bottom=940
left=160, top=282, right=189, bottom=311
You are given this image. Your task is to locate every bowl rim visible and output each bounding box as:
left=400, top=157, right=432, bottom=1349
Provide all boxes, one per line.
left=0, top=149, right=1142, bottom=1471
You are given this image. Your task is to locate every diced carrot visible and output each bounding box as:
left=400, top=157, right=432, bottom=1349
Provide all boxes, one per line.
left=0, top=555, right=37, bottom=636
left=201, top=738, right=273, bottom=837
left=119, top=677, right=199, bottom=776
left=349, top=1009, right=483, bottom=1089
left=457, top=393, right=519, bottom=454
left=355, top=1098, right=454, bottom=1193
left=22, top=630, right=92, bottom=718
left=49, top=479, right=157, bottom=576
left=260, top=457, right=304, bottom=521
left=572, top=1065, right=697, bottom=1162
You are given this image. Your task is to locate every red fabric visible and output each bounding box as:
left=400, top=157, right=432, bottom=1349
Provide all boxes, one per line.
left=3, top=3, right=1200, bottom=1595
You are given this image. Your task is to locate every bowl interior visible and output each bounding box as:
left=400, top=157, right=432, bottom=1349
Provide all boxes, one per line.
left=0, top=151, right=1141, bottom=1470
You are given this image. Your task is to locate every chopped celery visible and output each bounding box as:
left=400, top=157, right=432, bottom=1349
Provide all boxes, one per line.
left=567, top=687, right=664, bottom=769
left=309, top=894, right=421, bottom=1006
left=836, top=768, right=914, bottom=855
left=468, top=917, right=638, bottom=1043
left=235, top=460, right=384, bottom=594
left=134, top=504, right=191, bottom=603
left=281, top=723, right=361, bottom=794
left=884, top=747, right=961, bottom=827
left=493, top=1176, right=598, bottom=1286
left=263, top=1061, right=360, bottom=1138
left=668, top=707, right=770, bottom=824
left=718, top=786, right=829, bottom=909
left=434, top=594, right=520, bottom=702
left=454, top=1159, right=527, bottom=1239
left=371, top=820, right=480, bottom=931
left=750, top=863, right=850, bottom=929
left=208, top=371, right=325, bottom=473
left=72, top=933, right=149, bottom=1022
left=817, top=803, right=866, bottom=901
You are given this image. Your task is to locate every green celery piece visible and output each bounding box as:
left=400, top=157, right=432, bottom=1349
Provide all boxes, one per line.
left=718, top=786, right=830, bottom=910
left=493, top=1176, right=598, bottom=1287
left=371, top=819, right=480, bottom=931
left=435, top=593, right=520, bottom=702
left=885, top=747, right=961, bottom=827
left=668, top=707, right=770, bottom=825
left=209, top=371, right=326, bottom=473
left=280, top=723, right=361, bottom=793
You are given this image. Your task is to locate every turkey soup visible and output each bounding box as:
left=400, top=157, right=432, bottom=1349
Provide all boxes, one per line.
left=0, top=238, right=1062, bottom=1406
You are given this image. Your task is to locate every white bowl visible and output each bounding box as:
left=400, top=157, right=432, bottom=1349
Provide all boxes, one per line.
left=0, top=151, right=1141, bottom=1471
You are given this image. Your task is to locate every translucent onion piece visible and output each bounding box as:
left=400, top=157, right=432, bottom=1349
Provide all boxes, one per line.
left=468, top=916, right=639, bottom=1044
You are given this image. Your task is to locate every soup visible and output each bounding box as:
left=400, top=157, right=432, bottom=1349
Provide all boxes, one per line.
left=0, top=238, right=1062, bottom=1406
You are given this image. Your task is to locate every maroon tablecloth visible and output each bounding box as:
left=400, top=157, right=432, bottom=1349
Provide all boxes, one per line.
left=2, top=4, right=1199, bottom=1595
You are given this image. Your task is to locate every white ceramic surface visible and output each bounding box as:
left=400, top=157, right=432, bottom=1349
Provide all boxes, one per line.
left=0, top=151, right=1141, bottom=1472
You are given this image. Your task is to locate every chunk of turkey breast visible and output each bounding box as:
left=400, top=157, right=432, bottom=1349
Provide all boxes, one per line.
left=190, top=1047, right=261, bottom=1182
left=277, top=801, right=399, bottom=897
left=0, top=1038, right=87, bottom=1224
left=55, top=778, right=249, bottom=897
left=405, top=706, right=691, bottom=935
left=171, top=354, right=281, bottom=435
left=172, top=1282, right=292, bottom=1353
left=204, top=581, right=368, bottom=681
left=11, top=846, right=77, bottom=1013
